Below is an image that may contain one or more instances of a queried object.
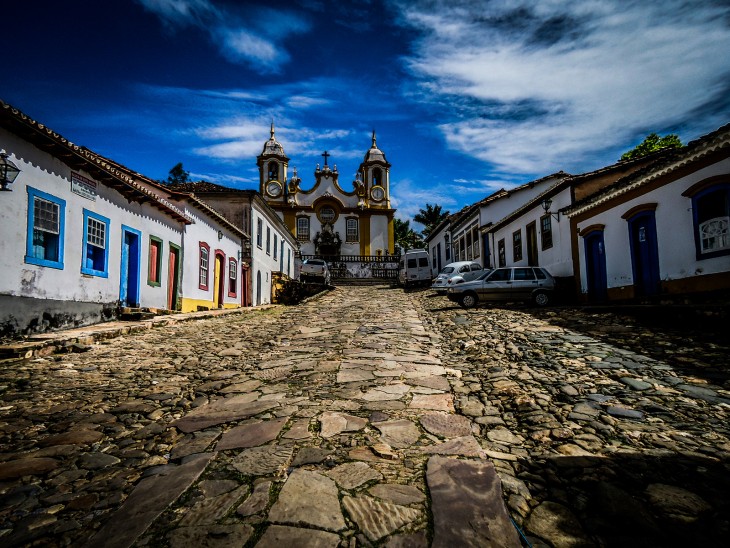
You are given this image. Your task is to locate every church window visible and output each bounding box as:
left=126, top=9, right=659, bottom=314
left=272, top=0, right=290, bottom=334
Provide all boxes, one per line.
left=297, top=217, right=310, bottom=241
left=513, top=229, right=523, bottom=262
left=266, top=226, right=271, bottom=255
left=319, top=206, right=336, bottom=223
left=346, top=218, right=358, bottom=242
left=287, top=249, right=291, bottom=276
left=466, top=231, right=473, bottom=260
left=273, top=234, right=278, bottom=259
left=541, top=214, right=553, bottom=250
left=498, top=239, right=506, bottom=267
left=268, top=162, right=278, bottom=181
left=256, top=219, right=263, bottom=248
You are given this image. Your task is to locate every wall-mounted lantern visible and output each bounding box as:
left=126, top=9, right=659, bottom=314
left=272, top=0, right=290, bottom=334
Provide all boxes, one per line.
left=541, top=198, right=560, bottom=222
left=0, top=153, right=21, bottom=192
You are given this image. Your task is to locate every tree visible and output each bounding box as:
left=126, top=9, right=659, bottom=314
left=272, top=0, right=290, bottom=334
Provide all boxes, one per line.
left=414, top=203, right=450, bottom=238
left=163, top=162, right=190, bottom=185
left=394, top=218, right=424, bottom=251
left=620, top=133, right=683, bottom=161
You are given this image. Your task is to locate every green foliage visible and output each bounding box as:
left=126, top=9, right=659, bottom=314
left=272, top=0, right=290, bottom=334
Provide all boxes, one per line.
left=620, top=133, right=683, bottom=161
left=414, top=203, right=450, bottom=238
left=164, top=162, right=190, bottom=185
left=394, top=218, right=424, bottom=251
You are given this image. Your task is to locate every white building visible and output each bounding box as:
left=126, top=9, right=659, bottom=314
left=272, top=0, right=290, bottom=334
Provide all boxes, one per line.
left=164, top=184, right=298, bottom=306
left=0, top=101, right=192, bottom=336
left=567, top=123, right=730, bottom=302
left=257, top=125, right=395, bottom=260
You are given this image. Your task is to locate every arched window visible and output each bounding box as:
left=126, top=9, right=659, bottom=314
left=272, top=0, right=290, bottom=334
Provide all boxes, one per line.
left=683, top=178, right=730, bottom=259
left=372, top=168, right=382, bottom=187
left=268, top=161, right=279, bottom=181
left=346, top=218, right=359, bottom=242
left=297, top=217, right=310, bottom=241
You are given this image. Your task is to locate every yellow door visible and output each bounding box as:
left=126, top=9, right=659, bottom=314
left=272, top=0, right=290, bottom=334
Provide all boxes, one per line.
left=213, top=256, right=222, bottom=308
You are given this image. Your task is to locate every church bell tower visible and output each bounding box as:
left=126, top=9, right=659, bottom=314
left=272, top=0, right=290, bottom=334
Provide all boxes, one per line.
left=257, top=123, right=289, bottom=203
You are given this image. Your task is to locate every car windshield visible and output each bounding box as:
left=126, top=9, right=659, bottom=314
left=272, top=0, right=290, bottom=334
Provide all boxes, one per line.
left=476, top=271, right=491, bottom=280
left=440, top=267, right=455, bottom=274
left=305, top=260, right=325, bottom=265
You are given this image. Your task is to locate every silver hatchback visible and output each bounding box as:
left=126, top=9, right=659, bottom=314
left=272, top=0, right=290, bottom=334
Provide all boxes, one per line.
left=447, top=266, right=556, bottom=308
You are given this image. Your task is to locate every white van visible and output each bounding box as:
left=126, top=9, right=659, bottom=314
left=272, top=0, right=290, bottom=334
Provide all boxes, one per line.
left=399, top=249, right=432, bottom=288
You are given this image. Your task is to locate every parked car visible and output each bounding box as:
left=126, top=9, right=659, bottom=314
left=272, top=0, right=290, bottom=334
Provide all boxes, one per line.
left=431, top=261, right=483, bottom=294
left=447, top=268, right=491, bottom=287
left=447, top=266, right=556, bottom=308
left=399, top=249, right=432, bottom=288
left=300, top=259, right=331, bottom=285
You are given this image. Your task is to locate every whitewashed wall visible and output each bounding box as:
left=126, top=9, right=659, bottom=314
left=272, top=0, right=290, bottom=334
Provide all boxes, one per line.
left=575, top=158, right=730, bottom=294
left=489, top=186, right=574, bottom=277
left=175, top=203, right=242, bottom=310
left=0, top=129, right=185, bottom=334
left=251, top=202, right=296, bottom=305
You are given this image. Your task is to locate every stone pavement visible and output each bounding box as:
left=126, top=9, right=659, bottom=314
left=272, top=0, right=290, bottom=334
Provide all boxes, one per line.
left=0, top=286, right=728, bottom=547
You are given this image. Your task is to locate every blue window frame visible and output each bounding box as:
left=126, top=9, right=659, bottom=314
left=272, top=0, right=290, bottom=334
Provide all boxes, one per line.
left=25, top=186, right=66, bottom=269
left=81, top=209, right=110, bottom=277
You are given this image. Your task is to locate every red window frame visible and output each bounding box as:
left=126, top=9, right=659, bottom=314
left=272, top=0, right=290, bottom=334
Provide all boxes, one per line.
left=199, top=242, right=210, bottom=290
left=228, top=258, right=237, bottom=297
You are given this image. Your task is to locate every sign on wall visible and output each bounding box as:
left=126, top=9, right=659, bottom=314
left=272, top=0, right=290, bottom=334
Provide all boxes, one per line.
left=71, top=173, right=97, bottom=201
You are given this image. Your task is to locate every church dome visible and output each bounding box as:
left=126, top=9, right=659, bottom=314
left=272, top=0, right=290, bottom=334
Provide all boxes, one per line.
left=364, top=130, right=387, bottom=163
left=261, top=122, right=286, bottom=156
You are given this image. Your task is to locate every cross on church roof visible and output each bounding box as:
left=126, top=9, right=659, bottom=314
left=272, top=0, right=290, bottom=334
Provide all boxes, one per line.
left=322, top=150, right=330, bottom=166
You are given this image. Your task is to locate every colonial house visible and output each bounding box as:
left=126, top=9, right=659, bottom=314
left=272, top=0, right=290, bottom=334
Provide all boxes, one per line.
left=0, top=101, right=187, bottom=335
left=566, top=123, right=730, bottom=302
left=484, top=156, right=663, bottom=294
left=256, top=125, right=397, bottom=277
left=426, top=174, right=565, bottom=276
left=168, top=194, right=247, bottom=312
left=0, top=101, right=248, bottom=337
left=166, top=183, right=298, bottom=306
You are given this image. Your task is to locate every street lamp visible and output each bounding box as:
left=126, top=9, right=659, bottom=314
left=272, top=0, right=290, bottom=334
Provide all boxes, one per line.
left=0, top=153, right=21, bottom=192
left=541, top=198, right=560, bottom=222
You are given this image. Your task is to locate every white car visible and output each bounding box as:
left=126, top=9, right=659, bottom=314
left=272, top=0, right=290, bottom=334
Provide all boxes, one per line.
left=431, top=261, right=483, bottom=294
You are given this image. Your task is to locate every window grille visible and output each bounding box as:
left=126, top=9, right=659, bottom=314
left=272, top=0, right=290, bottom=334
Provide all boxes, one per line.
left=34, top=198, right=60, bottom=234
left=86, top=216, right=106, bottom=248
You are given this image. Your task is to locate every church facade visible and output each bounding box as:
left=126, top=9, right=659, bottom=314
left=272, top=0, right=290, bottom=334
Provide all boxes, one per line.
left=257, top=126, right=396, bottom=258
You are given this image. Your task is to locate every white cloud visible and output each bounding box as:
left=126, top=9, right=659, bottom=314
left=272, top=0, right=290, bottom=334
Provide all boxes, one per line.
left=137, top=0, right=219, bottom=28
left=392, top=0, right=730, bottom=174
left=137, top=0, right=311, bottom=73
left=391, top=179, right=461, bottom=225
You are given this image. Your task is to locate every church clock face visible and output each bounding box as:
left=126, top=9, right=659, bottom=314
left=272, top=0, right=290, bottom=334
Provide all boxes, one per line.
left=370, top=185, right=385, bottom=202
left=266, top=180, right=282, bottom=198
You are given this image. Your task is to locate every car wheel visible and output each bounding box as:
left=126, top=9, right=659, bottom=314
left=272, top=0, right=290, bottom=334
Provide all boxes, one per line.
left=460, top=292, right=478, bottom=309
left=533, top=290, right=550, bottom=307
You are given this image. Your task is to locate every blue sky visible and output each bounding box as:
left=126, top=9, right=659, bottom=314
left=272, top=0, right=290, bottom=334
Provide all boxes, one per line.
left=3, top=0, right=730, bottom=225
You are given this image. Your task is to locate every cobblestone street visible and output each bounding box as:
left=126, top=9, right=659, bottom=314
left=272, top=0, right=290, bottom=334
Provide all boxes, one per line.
left=1, top=285, right=729, bottom=547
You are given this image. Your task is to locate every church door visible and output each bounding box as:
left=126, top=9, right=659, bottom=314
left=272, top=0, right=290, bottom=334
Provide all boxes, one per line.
left=256, top=270, right=262, bottom=306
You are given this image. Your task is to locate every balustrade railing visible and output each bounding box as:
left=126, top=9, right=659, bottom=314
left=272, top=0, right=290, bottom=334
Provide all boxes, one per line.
left=301, top=254, right=401, bottom=279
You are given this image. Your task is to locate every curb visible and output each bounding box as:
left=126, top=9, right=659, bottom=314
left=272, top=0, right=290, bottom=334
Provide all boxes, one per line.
left=0, top=305, right=277, bottom=361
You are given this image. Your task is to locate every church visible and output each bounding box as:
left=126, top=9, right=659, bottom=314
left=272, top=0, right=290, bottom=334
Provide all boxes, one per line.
left=257, top=125, right=396, bottom=258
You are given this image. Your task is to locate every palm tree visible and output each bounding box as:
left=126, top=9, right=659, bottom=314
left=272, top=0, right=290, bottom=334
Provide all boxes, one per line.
left=414, top=203, right=450, bottom=238
left=394, top=218, right=424, bottom=251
